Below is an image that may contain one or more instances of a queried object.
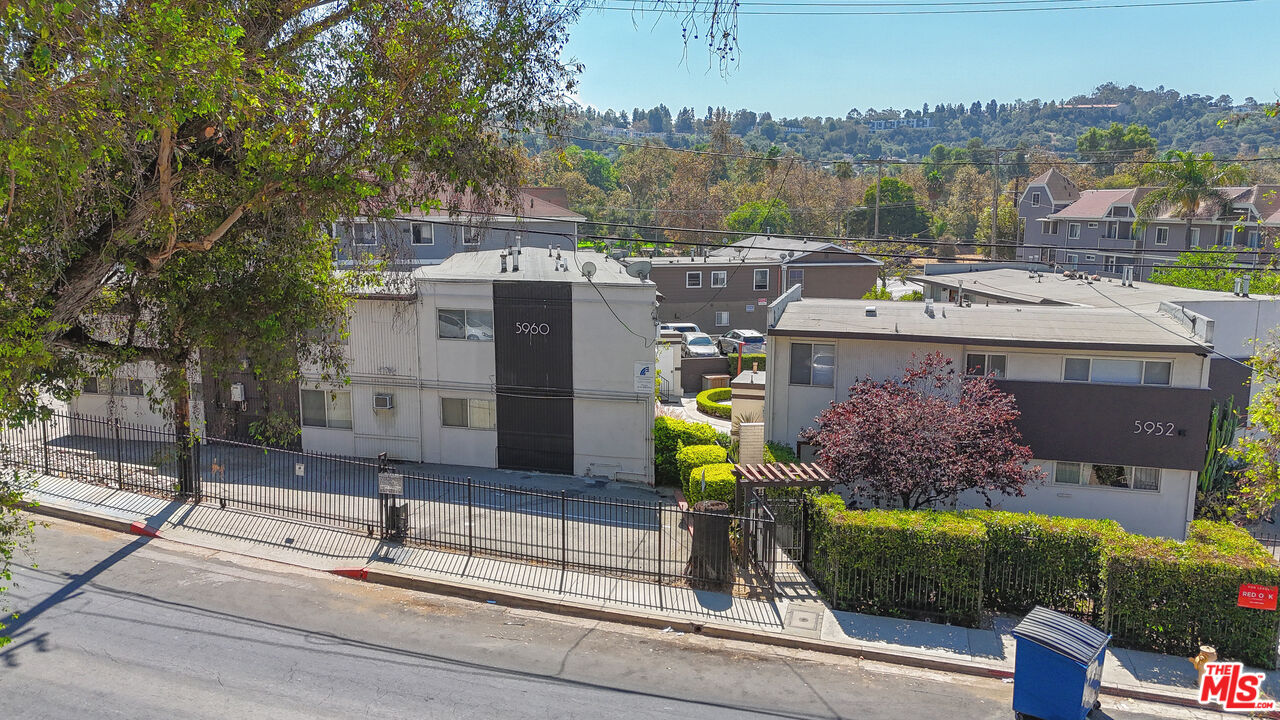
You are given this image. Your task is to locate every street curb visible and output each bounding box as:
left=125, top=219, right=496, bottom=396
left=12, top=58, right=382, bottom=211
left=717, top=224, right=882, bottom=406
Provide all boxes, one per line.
left=34, top=500, right=1215, bottom=712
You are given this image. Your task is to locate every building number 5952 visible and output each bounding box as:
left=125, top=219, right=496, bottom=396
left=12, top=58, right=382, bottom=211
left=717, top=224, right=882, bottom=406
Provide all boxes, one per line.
left=1134, top=420, right=1175, bottom=436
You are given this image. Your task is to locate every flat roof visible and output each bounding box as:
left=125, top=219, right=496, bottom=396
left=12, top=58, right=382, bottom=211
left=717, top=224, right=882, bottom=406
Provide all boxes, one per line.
left=413, top=249, right=649, bottom=287
left=770, top=299, right=1206, bottom=353
left=908, top=266, right=1267, bottom=310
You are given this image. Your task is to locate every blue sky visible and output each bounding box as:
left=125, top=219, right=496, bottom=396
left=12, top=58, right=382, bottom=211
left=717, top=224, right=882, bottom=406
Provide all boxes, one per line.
left=563, top=2, right=1280, bottom=118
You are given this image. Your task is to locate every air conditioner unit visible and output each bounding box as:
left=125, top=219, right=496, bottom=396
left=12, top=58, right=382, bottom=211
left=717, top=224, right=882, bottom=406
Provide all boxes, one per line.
left=373, top=393, right=394, bottom=410
left=229, top=382, right=245, bottom=402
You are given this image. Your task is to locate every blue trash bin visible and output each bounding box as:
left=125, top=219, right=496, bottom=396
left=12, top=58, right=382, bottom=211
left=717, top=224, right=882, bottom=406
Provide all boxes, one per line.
left=1011, top=606, right=1111, bottom=720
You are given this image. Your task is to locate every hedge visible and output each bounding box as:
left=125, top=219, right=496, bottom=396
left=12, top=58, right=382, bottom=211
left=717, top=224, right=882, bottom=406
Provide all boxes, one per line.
left=685, top=463, right=736, bottom=506
left=676, top=444, right=728, bottom=497
left=1106, top=521, right=1280, bottom=668
left=965, top=510, right=1123, bottom=620
left=765, top=441, right=798, bottom=464
left=726, top=353, right=766, bottom=373
left=653, top=416, right=720, bottom=487
left=809, top=495, right=985, bottom=626
left=696, top=387, right=732, bottom=419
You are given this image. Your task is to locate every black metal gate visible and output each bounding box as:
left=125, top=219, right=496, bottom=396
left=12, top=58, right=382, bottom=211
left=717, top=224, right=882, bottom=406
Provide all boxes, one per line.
left=742, top=489, right=780, bottom=591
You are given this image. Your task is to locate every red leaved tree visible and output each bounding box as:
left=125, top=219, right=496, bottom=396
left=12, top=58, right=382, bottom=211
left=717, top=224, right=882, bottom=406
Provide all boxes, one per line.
left=800, top=352, right=1043, bottom=509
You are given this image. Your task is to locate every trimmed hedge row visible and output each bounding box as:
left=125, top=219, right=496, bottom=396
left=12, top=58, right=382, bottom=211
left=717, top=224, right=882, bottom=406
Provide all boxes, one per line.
left=765, top=441, right=799, bottom=464
left=653, top=416, right=719, bottom=487
left=685, top=463, right=736, bottom=506
left=726, top=353, right=766, bottom=373
left=696, top=387, right=732, bottom=419
left=806, top=498, right=1280, bottom=667
left=809, top=495, right=986, bottom=626
left=677, top=444, right=728, bottom=497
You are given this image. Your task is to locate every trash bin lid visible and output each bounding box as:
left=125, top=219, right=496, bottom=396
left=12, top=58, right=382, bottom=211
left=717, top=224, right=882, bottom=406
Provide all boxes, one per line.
left=1012, top=606, right=1111, bottom=666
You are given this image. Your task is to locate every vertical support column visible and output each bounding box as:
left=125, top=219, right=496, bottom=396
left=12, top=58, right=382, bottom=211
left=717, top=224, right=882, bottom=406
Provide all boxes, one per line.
left=113, top=419, right=123, bottom=489
left=560, top=490, right=568, bottom=572
left=466, top=477, right=474, bottom=557
left=40, top=417, right=49, bottom=474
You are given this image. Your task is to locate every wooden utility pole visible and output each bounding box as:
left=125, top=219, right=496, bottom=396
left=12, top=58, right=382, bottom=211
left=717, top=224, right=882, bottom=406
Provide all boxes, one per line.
left=873, top=158, right=883, bottom=238
left=990, top=149, right=1001, bottom=256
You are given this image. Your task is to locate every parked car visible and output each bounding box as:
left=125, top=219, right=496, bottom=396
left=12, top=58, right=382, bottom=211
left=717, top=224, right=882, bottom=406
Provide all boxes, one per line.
left=660, top=322, right=701, bottom=336
left=681, top=332, right=719, bottom=358
left=716, top=329, right=766, bottom=355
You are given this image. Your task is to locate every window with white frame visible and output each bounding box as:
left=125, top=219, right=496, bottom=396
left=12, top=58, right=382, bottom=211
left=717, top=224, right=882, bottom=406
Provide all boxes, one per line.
left=1065, top=253, right=1079, bottom=264
left=1063, top=357, right=1172, bottom=385
left=82, top=376, right=145, bottom=396
left=441, top=397, right=496, bottom=430
left=710, top=270, right=727, bottom=288
left=411, top=222, right=434, bottom=245
left=1247, top=230, right=1261, bottom=249
left=351, top=221, right=377, bottom=245
left=789, top=342, right=835, bottom=387
left=1189, top=228, right=1200, bottom=247
left=1031, top=192, right=1041, bottom=207
left=686, top=271, right=702, bottom=289
left=964, top=353, right=1006, bottom=378
left=1085, top=254, right=1096, bottom=261
left=1154, top=227, right=1169, bottom=245
left=1068, top=222, right=1081, bottom=239
left=437, top=309, right=494, bottom=341
left=462, top=230, right=480, bottom=245
left=1088, top=222, right=1099, bottom=229
left=787, top=267, right=804, bottom=289
left=753, top=268, right=770, bottom=291
left=1053, top=461, right=1160, bottom=492
left=1046, top=221, right=1060, bottom=235
left=715, top=311, right=730, bottom=327
left=301, top=389, right=353, bottom=429
left=1222, top=227, right=1235, bottom=245
left=1103, top=255, right=1117, bottom=273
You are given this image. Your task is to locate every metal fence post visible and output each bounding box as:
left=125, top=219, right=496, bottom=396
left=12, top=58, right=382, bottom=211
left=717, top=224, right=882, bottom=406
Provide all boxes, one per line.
left=466, top=477, right=474, bottom=556
left=560, top=489, right=568, bottom=572
left=113, top=419, right=123, bottom=489
left=656, top=505, right=664, bottom=587
left=40, top=417, right=49, bottom=474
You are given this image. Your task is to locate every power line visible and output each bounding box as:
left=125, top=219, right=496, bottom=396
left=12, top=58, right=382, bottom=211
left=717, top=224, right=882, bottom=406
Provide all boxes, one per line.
left=594, top=0, right=1253, bottom=12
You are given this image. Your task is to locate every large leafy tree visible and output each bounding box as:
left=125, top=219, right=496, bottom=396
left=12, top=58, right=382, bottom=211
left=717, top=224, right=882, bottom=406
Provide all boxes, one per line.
left=1135, top=151, right=1248, bottom=242
left=1076, top=122, right=1157, bottom=174
left=847, top=177, right=929, bottom=238
left=800, top=353, right=1043, bottom=509
left=724, top=199, right=791, bottom=235
left=1150, top=248, right=1280, bottom=294
left=1228, top=332, right=1280, bottom=520
left=0, top=0, right=586, bottom=426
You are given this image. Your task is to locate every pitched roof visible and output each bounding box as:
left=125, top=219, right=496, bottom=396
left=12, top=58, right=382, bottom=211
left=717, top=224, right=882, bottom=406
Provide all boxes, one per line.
left=360, top=185, right=584, bottom=222
left=1028, top=168, right=1080, bottom=205
left=706, top=236, right=879, bottom=265
left=1048, top=185, right=1280, bottom=223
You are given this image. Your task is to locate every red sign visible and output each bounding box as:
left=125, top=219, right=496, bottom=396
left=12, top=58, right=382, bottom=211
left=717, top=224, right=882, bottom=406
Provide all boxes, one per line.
left=1200, top=662, right=1276, bottom=711
left=1237, top=584, right=1278, bottom=610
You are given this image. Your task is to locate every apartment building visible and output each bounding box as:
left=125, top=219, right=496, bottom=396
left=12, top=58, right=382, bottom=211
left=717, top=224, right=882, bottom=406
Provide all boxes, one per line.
left=332, top=187, right=584, bottom=268
left=299, top=249, right=657, bottom=482
left=764, top=297, right=1215, bottom=538
left=630, top=236, right=880, bottom=333
left=1015, top=171, right=1279, bottom=280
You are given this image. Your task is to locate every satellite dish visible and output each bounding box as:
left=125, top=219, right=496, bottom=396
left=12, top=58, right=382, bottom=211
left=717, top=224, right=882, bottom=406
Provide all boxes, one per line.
left=609, top=249, right=628, bottom=261
left=581, top=261, right=597, bottom=280
left=626, top=260, right=652, bottom=281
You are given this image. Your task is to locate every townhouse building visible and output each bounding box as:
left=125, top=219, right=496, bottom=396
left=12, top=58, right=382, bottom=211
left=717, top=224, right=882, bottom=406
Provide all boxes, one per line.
left=1015, top=170, right=1279, bottom=280
left=630, top=236, right=880, bottom=334
left=764, top=297, right=1216, bottom=538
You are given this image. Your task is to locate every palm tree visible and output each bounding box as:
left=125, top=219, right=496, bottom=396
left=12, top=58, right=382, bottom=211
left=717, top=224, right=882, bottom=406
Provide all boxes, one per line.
left=1136, top=151, right=1248, bottom=247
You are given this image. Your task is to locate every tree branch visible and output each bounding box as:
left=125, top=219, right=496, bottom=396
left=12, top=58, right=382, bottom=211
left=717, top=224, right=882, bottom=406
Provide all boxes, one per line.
left=148, top=124, right=177, bottom=269
left=51, top=325, right=173, bottom=364
left=163, top=181, right=283, bottom=256
left=266, top=3, right=355, bottom=60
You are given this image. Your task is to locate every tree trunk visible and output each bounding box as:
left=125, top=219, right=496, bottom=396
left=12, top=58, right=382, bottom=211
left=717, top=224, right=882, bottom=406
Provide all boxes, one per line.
left=686, top=500, right=733, bottom=589
left=171, top=369, right=197, bottom=497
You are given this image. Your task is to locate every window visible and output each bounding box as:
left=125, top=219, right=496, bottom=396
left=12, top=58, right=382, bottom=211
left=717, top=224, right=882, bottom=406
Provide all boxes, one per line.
left=1247, top=230, right=1261, bottom=249
left=965, top=353, right=1006, bottom=378
left=301, top=389, right=353, bottom=429
left=1103, top=255, right=1117, bottom=273
left=1046, top=220, right=1059, bottom=235
left=787, top=268, right=804, bottom=289
left=790, top=342, right=835, bottom=387
left=1068, top=223, right=1081, bottom=239
left=753, top=268, right=770, bottom=291
left=1065, top=253, right=1079, bottom=264
left=1084, top=254, right=1096, bottom=261
left=441, top=398, right=496, bottom=430
left=1189, top=228, right=1201, bottom=247
left=462, top=230, right=480, bottom=246
left=710, top=270, right=727, bottom=288
left=438, top=309, right=494, bottom=341
left=686, top=271, right=702, bottom=289
left=1154, top=227, right=1169, bottom=245
left=1063, top=358, right=1172, bottom=385
left=1054, top=461, right=1160, bottom=492
left=411, top=222, right=434, bottom=245
left=714, top=311, right=730, bottom=327
left=1222, top=227, right=1235, bottom=246
left=1088, top=222, right=1099, bottom=229
left=1031, top=192, right=1041, bottom=207
left=351, top=222, right=377, bottom=246
left=82, top=377, right=98, bottom=394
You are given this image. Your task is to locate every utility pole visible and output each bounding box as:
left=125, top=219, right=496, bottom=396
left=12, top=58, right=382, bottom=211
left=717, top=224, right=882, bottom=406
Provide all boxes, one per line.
left=990, top=149, right=1001, bottom=257
left=873, top=158, right=883, bottom=238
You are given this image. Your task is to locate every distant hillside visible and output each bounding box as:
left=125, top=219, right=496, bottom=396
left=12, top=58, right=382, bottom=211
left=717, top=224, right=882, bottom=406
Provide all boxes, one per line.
left=525, top=84, right=1278, bottom=161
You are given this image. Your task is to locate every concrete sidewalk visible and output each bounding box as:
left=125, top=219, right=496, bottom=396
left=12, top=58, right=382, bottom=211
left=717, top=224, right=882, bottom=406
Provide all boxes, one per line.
left=18, top=471, right=1265, bottom=714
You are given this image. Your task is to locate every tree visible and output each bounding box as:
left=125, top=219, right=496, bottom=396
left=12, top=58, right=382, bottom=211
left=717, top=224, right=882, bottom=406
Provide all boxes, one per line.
left=800, top=353, right=1043, bottom=509
left=847, top=178, right=929, bottom=237
left=1228, top=332, right=1280, bottom=521
left=1136, top=151, right=1249, bottom=246
left=0, top=469, right=36, bottom=647
left=1, top=0, right=585, bottom=426
left=1149, top=248, right=1280, bottom=294
left=1076, top=122, right=1157, bottom=174
left=725, top=200, right=792, bottom=235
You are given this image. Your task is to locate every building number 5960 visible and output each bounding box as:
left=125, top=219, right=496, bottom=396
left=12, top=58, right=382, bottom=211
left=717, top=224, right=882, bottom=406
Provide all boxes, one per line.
left=515, top=322, right=550, bottom=335
left=1134, top=420, right=1175, bottom=436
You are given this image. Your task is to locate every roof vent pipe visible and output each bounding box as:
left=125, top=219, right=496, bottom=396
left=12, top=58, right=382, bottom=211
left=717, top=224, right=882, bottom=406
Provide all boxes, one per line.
left=512, top=250, right=519, bottom=272
left=924, top=298, right=935, bottom=318
left=500, top=252, right=508, bottom=273
left=1241, top=276, right=1251, bottom=297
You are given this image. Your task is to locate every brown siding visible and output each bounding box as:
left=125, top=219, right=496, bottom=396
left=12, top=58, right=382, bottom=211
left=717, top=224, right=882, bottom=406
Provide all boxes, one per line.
left=794, top=265, right=878, bottom=300
left=680, top=356, right=732, bottom=393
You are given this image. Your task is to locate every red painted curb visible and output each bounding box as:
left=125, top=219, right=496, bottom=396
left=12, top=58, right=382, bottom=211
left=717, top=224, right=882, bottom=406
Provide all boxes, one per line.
left=329, top=567, right=369, bottom=581
left=129, top=521, right=161, bottom=538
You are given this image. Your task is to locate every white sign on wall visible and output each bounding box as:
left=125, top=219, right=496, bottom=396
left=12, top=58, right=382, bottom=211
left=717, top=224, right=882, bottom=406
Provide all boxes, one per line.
left=634, top=361, right=656, bottom=393
left=294, top=463, right=305, bottom=477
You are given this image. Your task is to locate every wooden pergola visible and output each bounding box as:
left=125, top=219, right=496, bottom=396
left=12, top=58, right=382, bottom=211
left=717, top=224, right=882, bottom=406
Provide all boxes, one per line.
left=733, top=462, right=833, bottom=490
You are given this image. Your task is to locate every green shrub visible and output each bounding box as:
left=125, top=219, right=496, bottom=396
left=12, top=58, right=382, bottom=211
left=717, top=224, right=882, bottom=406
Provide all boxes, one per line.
left=726, top=353, right=766, bottom=373
left=765, top=441, right=798, bottom=464
left=677, top=444, right=729, bottom=497
left=1106, top=527, right=1280, bottom=668
left=653, top=416, right=720, bottom=487
left=901, top=290, right=925, bottom=301
left=965, top=510, right=1123, bottom=619
left=809, top=496, right=986, bottom=626
left=696, top=387, right=732, bottom=419
left=685, top=463, right=736, bottom=506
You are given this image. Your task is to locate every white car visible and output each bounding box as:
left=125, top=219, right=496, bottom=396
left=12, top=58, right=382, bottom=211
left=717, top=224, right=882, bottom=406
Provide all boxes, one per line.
left=681, top=332, right=719, bottom=358
left=661, top=322, right=701, bottom=336
left=716, top=329, right=766, bottom=355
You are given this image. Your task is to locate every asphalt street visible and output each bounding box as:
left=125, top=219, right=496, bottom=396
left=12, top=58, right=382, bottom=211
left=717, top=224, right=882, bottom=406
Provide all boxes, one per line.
left=0, top=519, right=1224, bottom=719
